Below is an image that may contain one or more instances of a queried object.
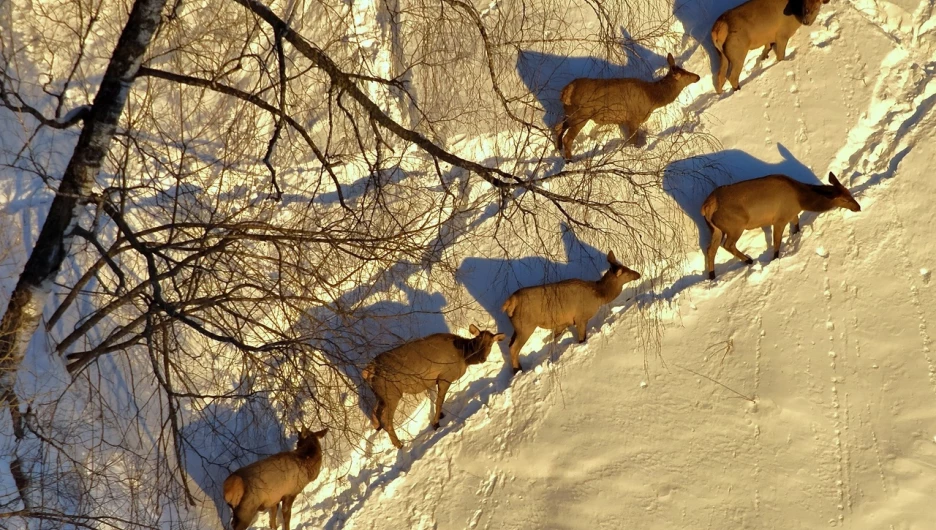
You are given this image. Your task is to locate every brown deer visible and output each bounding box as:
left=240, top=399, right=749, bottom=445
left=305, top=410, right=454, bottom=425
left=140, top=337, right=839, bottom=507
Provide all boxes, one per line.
left=502, top=251, right=641, bottom=373
left=362, top=324, right=505, bottom=449
left=712, top=0, right=830, bottom=93
left=553, top=53, right=700, bottom=161
left=223, top=427, right=327, bottom=530
left=702, top=172, right=860, bottom=279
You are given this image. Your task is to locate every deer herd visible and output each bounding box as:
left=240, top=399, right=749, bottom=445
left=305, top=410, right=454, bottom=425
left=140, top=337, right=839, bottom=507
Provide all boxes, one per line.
left=224, top=0, right=857, bottom=528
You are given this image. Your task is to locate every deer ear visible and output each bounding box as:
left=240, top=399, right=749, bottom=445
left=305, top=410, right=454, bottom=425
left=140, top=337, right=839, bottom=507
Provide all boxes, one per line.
left=667, top=53, right=676, bottom=67
left=493, top=333, right=506, bottom=342
left=615, top=268, right=624, bottom=277
left=469, top=323, right=480, bottom=336
left=828, top=172, right=841, bottom=187
left=822, top=0, right=830, bottom=4
left=314, top=428, right=328, bottom=439
left=607, top=250, right=616, bottom=264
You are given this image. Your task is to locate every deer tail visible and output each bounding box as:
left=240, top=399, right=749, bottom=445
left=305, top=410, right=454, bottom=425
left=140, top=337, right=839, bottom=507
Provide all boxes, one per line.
left=559, top=82, right=575, bottom=106
left=553, top=118, right=567, bottom=151
left=223, top=474, right=245, bottom=508
left=501, top=295, right=518, bottom=318
left=711, top=19, right=727, bottom=53
left=361, top=364, right=374, bottom=382
left=700, top=194, right=719, bottom=232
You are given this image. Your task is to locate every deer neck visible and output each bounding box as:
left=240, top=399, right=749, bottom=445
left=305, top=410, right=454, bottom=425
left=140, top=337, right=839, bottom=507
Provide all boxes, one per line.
left=462, top=338, right=486, bottom=366
left=595, top=272, right=624, bottom=303
left=652, top=75, right=683, bottom=106
left=296, top=448, right=322, bottom=477
left=799, top=184, right=839, bottom=212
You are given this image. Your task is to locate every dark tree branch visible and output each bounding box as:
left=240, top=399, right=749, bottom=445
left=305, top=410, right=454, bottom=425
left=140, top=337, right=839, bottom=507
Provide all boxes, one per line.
left=136, top=66, right=350, bottom=210
left=229, top=0, right=519, bottom=190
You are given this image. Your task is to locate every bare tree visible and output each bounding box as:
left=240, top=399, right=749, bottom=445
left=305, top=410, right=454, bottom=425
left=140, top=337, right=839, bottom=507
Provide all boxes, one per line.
left=0, top=0, right=713, bottom=526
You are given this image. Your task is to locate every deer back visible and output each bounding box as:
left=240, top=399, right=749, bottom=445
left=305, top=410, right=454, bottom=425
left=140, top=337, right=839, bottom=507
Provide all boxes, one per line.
left=705, top=174, right=860, bottom=230
left=506, top=251, right=640, bottom=330
left=370, top=334, right=467, bottom=395
left=719, top=0, right=828, bottom=47
left=227, top=428, right=326, bottom=508
left=508, top=279, right=599, bottom=329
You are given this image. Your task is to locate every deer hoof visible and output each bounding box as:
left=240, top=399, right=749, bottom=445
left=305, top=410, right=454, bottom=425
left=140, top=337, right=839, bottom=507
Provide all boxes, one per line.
left=708, top=271, right=716, bottom=280
left=438, top=411, right=445, bottom=420
left=432, top=422, right=440, bottom=430
left=744, top=258, right=754, bottom=265
left=773, top=252, right=780, bottom=260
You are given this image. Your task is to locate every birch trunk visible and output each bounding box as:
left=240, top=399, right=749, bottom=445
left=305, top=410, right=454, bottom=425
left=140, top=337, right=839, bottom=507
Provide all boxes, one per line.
left=0, top=0, right=168, bottom=504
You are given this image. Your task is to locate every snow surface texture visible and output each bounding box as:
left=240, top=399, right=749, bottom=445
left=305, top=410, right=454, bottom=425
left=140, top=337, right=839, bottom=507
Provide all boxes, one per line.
left=2, top=0, right=935, bottom=527
left=277, top=0, right=936, bottom=529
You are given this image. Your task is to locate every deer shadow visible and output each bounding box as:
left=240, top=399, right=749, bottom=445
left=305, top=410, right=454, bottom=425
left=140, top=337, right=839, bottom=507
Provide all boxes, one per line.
left=181, top=390, right=286, bottom=527
left=457, top=223, right=634, bottom=375
left=662, top=143, right=821, bottom=276
left=516, top=29, right=667, bottom=132
left=673, top=0, right=750, bottom=88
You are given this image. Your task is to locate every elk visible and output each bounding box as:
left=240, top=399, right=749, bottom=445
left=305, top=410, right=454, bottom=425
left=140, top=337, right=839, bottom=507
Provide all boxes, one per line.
left=702, top=172, right=860, bottom=279
left=223, top=427, right=327, bottom=530
left=712, top=0, right=830, bottom=93
left=362, top=324, right=505, bottom=449
left=502, top=251, right=641, bottom=373
left=553, top=53, right=700, bottom=161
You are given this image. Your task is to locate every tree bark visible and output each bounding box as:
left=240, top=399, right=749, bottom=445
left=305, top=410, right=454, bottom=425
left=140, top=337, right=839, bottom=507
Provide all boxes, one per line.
left=0, top=0, right=168, bottom=503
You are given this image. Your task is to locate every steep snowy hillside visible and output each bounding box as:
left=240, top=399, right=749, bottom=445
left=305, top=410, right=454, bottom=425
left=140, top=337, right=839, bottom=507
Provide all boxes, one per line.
left=277, top=0, right=936, bottom=528
left=2, top=0, right=934, bottom=526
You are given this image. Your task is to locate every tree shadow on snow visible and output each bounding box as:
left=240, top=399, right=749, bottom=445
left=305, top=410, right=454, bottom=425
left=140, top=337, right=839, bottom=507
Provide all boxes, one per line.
left=673, top=0, right=749, bottom=88
left=515, top=28, right=667, bottom=132
left=662, top=143, right=820, bottom=282
left=181, top=390, right=286, bottom=526
left=457, top=223, right=633, bottom=376
left=309, top=228, right=632, bottom=528
left=293, top=159, right=505, bottom=440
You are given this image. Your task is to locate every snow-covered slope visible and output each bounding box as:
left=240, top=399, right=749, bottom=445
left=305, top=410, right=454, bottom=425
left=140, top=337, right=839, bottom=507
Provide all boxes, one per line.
left=2, top=0, right=934, bottom=526
left=280, top=0, right=936, bottom=528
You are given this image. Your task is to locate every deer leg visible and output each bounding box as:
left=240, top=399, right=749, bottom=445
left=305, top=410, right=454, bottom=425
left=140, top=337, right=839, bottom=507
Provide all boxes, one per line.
left=433, top=379, right=451, bottom=429
left=623, top=121, right=644, bottom=146
left=380, top=395, right=403, bottom=448
left=705, top=225, right=724, bottom=279
left=774, top=38, right=789, bottom=61
left=574, top=319, right=588, bottom=343
left=792, top=218, right=801, bottom=234
left=716, top=47, right=729, bottom=94
left=553, top=117, right=568, bottom=152
left=371, top=395, right=384, bottom=431
left=723, top=230, right=753, bottom=264
left=772, top=222, right=786, bottom=260
left=551, top=326, right=566, bottom=340
left=508, top=330, right=532, bottom=374
left=269, top=504, right=278, bottom=530
left=281, top=495, right=296, bottom=530
left=724, top=39, right=749, bottom=91
left=231, top=503, right=257, bottom=530
left=562, top=118, right=588, bottom=161
left=759, top=43, right=773, bottom=61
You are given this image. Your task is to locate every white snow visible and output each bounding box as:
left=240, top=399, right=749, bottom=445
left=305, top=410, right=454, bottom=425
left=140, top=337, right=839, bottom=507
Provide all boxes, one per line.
left=274, top=1, right=936, bottom=529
